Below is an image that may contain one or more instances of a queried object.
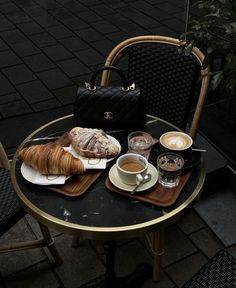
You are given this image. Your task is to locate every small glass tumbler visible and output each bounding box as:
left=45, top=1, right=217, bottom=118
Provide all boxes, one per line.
left=128, top=131, right=153, bottom=160
left=157, top=153, right=184, bottom=188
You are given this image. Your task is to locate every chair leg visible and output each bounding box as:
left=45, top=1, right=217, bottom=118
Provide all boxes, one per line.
left=38, top=222, right=63, bottom=266
left=146, top=230, right=164, bottom=282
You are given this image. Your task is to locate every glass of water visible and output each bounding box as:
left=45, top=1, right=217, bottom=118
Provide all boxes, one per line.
left=128, top=131, right=153, bottom=160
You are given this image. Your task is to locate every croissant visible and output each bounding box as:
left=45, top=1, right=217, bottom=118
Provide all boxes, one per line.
left=18, top=142, right=85, bottom=175
left=70, top=127, right=119, bottom=158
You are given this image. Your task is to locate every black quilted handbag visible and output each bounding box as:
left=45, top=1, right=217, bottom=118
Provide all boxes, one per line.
left=74, top=65, right=145, bottom=130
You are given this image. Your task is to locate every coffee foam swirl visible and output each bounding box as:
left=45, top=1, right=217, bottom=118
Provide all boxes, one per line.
left=160, top=132, right=192, bottom=150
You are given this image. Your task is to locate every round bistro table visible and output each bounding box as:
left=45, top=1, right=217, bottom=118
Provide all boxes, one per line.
left=11, top=114, right=205, bottom=288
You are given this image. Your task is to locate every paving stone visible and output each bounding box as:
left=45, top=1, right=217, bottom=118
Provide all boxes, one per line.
left=54, top=233, right=105, bottom=288
left=5, top=11, right=31, bottom=24
left=61, top=0, right=88, bottom=13
left=78, top=10, right=102, bottom=23
left=76, top=27, right=105, bottom=43
left=161, top=18, right=185, bottom=34
left=57, top=58, right=90, bottom=77
left=90, top=4, right=115, bottom=16
left=155, top=2, right=182, bottom=14
left=17, top=21, right=44, bottom=35
left=34, top=0, right=60, bottom=9
left=120, top=22, right=151, bottom=36
left=0, top=2, right=20, bottom=13
left=165, top=253, right=207, bottom=287
left=37, top=68, right=73, bottom=89
left=75, top=49, right=104, bottom=66
left=47, top=24, right=75, bottom=39
left=0, top=14, right=15, bottom=31
left=162, top=225, right=197, bottom=267
left=30, top=32, right=58, bottom=48
left=90, top=38, right=116, bottom=57
left=115, top=239, right=152, bottom=277
left=53, top=85, right=77, bottom=104
left=9, top=41, right=40, bottom=57
left=194, top=187, right=236, bottom=247
left=129, top=1, right=172, bottom=21
left=0, top=98, right=32, bottom=117
left=148, top=25, right=179, bottom=37
left=0, top=39, right=8, bottom=51
left=0, top=92, right=21, bottom=105
left=42, top=44, right=73, bottom=61
left=60, top=17, right=89, bottom=30
left=4, top=261, right=60, bottom=288
left=32, top=98, right=62, bottom=111
left=23, top=53, right=56, bottom=72
left=0, top=29, right=28, bottom=44
left=118, top=6, right=158, bottom=28
left=105, top=13, right=132, bottom=26
left=23, top=5, right=47, bottom=18
left=0, top=72, right=15, bottom=95
left=34, top=14, right=60, bottom=28
left=177, top=208, right=206, bottom=235
left=48, top=6, right=73, bottom=20
left=0, top=218, right=46, bottom=277
left=106, top=31, right=130, bottom=44
left=59, top=36, right=90, bottom=52
left=17, top=80, right=54, bottom=103
left=90, top=20, right=119, bottom=34
left=106, top=1, right=127, bottom=9
left=2, top=64, right=36, bottom=84
left=189, top=227, right=223, bottom=258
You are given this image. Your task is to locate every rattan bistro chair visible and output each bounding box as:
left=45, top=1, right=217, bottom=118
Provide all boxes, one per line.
left=182, top=250, right=236, bottom=288
left=0, top=142, right=62, bottom=265
left=101, top=35, right=210, bottom=140
left=101, top=35, right=210, bottom=281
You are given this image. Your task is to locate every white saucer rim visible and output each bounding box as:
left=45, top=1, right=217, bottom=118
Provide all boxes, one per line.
left=109, top=163, right=158, bottom=192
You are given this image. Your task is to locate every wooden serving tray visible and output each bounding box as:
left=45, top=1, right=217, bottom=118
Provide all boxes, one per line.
left=46, top=170, right=103, bottom=197
left=105, top=172, right=192, bottom=207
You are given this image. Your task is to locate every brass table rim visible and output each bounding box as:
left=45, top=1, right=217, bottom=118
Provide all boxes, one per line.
left=10, top=114, right=206, bottom=240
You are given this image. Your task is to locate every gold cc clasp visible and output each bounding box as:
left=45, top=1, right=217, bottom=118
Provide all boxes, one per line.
left=104, top=112, right=113, bottom=120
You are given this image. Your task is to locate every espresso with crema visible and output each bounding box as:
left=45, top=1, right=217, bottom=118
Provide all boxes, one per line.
left=121, top=161, right=145, bottom=172
left=160, top=132, right=192, bottom=150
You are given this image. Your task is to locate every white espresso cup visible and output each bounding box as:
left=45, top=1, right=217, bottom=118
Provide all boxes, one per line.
left=116, top=153, right=148, bottom=186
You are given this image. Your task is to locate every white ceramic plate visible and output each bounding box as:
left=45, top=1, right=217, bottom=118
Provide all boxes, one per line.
left=21, top=163, right=70, bottom=185
left=109, top=163, right=158, bottom=193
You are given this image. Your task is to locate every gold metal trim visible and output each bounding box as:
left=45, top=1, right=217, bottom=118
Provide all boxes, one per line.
left=11, top=114, right=206, bottom=240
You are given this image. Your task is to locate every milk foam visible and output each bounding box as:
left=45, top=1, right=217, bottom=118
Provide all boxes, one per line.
left=168, top=136, right=186, bottom=149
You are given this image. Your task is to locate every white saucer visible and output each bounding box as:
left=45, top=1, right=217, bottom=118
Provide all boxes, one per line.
left=109, top=163, right=158, bottom=193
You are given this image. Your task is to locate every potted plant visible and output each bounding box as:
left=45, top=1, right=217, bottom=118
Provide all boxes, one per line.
left=181, top=0, right=236, bottom=97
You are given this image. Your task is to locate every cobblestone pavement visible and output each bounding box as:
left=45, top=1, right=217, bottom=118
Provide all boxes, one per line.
left=0, top=1, right=235, bottom=287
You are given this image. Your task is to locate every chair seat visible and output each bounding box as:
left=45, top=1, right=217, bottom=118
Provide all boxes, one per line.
left=0, top=168, right=26, bottom=236
left=182, top=250, right=236, bottom=288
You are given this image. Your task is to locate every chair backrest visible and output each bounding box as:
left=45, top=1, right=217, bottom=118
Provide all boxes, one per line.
left=101, top=35, right=210, bottom=139
left=0, top=142, right=10, bottom=170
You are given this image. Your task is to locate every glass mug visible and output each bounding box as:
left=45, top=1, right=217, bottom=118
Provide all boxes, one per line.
left=157, top=153, right=184, bottom=188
